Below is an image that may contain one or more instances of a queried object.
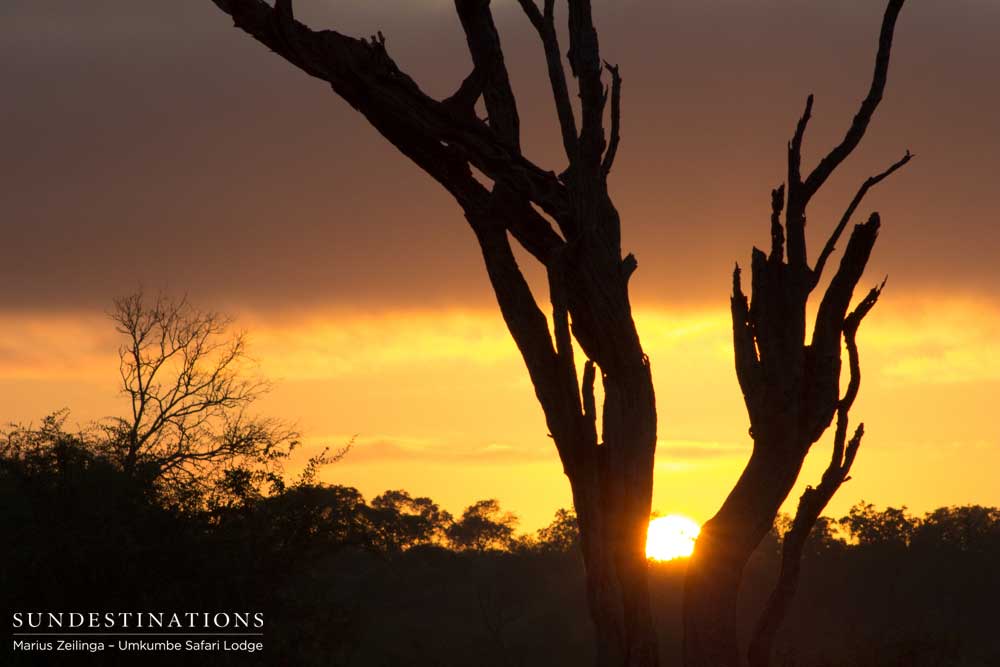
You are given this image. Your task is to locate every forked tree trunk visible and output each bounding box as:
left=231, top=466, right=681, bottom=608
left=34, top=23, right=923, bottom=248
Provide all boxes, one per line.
left=682, top=2, right=909, bottom=665
left=208, top=0, right=659, bottom=664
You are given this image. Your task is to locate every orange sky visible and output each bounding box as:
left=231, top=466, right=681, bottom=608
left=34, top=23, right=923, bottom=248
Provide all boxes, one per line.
left=2, top=0, right=999, bottom=530
left=3, top=296, right=998, bottom=530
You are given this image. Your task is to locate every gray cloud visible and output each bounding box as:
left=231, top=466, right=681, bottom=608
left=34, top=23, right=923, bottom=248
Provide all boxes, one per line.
left=3, top=0, right=999, bottom=314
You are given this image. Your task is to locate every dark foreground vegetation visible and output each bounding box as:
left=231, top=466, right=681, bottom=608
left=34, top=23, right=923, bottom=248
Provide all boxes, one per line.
left=3, top=418, right=999, bottom=667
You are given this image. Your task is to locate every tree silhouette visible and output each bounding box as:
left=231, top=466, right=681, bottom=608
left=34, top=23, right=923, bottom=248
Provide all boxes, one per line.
left=536, top=508, right=581, bottom=553
left=840, top=501, right=916, bottom=548
left=447, top=499, right=519, bottom=552
left=258, top=483, right=373, bottom=553
left=208, top=0, right=658, bottom=661
left=367, top=489, right=453, bottom=553
left=106, top=291, right=300, bottom=504
left=912, top=505, right=1000, bottom=553
left=683, top=2, right=911, bottom=666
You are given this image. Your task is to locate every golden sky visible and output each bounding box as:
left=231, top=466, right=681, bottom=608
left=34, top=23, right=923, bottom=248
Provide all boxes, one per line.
left=3, top=296, right=999, bottom=530
left=3, top=0, right=999, bottom=529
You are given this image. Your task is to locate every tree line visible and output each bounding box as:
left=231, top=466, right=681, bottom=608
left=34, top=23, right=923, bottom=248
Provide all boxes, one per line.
left=6, top=411, right=996, bottom=559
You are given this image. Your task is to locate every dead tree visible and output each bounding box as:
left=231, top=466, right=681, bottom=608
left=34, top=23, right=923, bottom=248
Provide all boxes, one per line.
left=207, top=1, right=657, bottom=664
left=682, top=2, right=910, bottom=666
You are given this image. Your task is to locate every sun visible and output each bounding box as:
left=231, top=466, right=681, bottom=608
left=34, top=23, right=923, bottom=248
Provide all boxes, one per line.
left=645, top=515, right=701, bottom=561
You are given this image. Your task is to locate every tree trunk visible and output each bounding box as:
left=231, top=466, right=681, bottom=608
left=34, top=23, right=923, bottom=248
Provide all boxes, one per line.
left=584, top=535, right=657, bottom=667
left=572, top=382, right=658, bottom=667
left=559, top=276, right=659, bottom=666
left=683, top=446, right=803, bottom=667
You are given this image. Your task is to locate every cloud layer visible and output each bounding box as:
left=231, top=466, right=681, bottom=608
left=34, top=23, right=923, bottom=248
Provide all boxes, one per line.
left=3, top=0, right=1000, bottom=313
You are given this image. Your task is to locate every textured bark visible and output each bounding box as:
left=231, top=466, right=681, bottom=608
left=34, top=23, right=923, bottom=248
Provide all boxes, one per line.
left=207, top=0, right=656, bottom=664
left=683, top=2, right=910, bottom=666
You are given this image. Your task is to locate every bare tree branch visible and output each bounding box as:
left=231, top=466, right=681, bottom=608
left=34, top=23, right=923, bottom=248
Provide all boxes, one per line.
left=455, top=0, right=520, bottom=151
left=452, top=0, right=587, bottom=470
left=601, top=62, right=622, bottom=177
left=813, top=153, right=911, bottom=286
left=784, top=94, right=813, bottom=267
left=769, top=185, right=786, bottom=262
left=787, top=94, right=813, bottom=193
left=211, top=0, right=572, bottom=224
left=781, top=0, right=905, bottom=271
left=108, top=291, right=298, bottom=505
left=453, top=0, right=567, bottom=265
left=567, top=0, right=607, bottom=167
left=731, top=264, right=762, bottom=422
left=516, top=0, right=578, bottom=161
left=801, top=0, right=906, bottom=201
left=811, top=214, right=881, bottom=356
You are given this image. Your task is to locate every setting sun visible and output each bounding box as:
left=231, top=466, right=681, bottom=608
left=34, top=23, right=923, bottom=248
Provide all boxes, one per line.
left=646, top=515, right=701, bottom=561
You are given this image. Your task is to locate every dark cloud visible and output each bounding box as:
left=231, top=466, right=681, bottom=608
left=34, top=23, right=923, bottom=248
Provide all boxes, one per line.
left=3, top=0, right=999, bottom=314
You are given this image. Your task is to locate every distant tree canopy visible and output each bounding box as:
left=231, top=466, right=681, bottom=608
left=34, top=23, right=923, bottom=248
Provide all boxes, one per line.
left=367, top=490, right=453, bottom=553
left=840, top=501, right=916, bottom=547
left=536, top=508, right=582, bottom=553
left=912, top=505, right=1000, bottom=552
left=1, top=411, right=153, bottom=536
left=446, top=499, right=520, bottom=552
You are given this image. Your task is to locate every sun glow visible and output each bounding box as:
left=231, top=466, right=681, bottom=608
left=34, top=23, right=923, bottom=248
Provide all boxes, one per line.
left=646, top=515, right=701, bottom=561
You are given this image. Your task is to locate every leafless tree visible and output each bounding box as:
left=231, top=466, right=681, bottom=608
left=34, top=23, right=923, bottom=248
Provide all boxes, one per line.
left=107, top=291, right=299, bottom=501
left=682, top=2, right=910, bottom=666
left=207, top=1, right=656, bottom=663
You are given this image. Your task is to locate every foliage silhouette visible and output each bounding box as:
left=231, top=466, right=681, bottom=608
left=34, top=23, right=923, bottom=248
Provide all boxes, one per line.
left=841, top=501, right=917, bottom=548
left=4, top=426, right=999, bottom=666
left=447, top=499, right=520, bottom=552
left=367, top=489, right=453, bottom=553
